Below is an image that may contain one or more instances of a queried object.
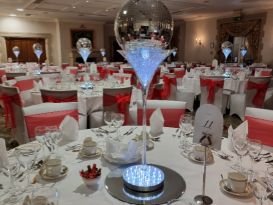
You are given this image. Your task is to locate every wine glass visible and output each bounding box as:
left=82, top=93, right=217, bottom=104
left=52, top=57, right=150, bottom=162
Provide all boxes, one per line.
left=179, top=114, right=193, bottom=154
left=248, top=139, right=262, bottom=177
left=252, top=171, right=271, bottom=205
left=35, top=126, right=49, bottom=158
left=104, top=111, right=114, bottom=129
left=112, top=112, right=125, bottom=141
left=46, top=126, right=62, bottom=155
left=231, top=133, right=248, bottom=173
left=31, top=187, right=59, bottom=205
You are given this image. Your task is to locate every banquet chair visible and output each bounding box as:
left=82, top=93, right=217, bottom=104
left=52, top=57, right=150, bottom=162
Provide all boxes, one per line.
left=254, top=68, right=272, bottom=77
left=123, top=67, right=137, bottom=85
left=23, top=102, right=78, bottom=140
left=230, top=76, right=271, bottom=120
left=245, top=107, right=273, bottom=147
left=200, top=76, right=225, bottom=112
left=6, top=72, right=26, bottom=80
left=176, top=90, right=195, bottom=112
left=174, top=68, right=186, bottom=88
left=14, top=76, right=36, bottom=106
left=112, top=73, right=132, bottom=86
left=102, top=86, right=133, bottom=125
left=161, top=73, right=177, bottom=100
left=40, top=89, right=78, bottom=103
left=0, top=69, right=6, bottom=84
left=0, top=85, right=27, bottom=144
left=136, top=100, right=187, bottom=128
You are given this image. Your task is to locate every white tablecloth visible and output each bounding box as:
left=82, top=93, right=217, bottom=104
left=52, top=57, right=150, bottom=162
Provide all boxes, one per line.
left=1, top=126, right=272, bottom=205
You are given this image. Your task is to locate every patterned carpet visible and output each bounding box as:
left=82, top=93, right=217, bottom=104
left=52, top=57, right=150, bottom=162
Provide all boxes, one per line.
left=0, top=107, right=242, bottom=150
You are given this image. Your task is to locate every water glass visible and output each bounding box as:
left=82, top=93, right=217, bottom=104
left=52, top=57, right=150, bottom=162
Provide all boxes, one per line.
left=31, top=187, right=59, bottom=205
left=112, top=113, right=125, bottom=141
left=231, top=133, right=248, bottom=173
left=248, top=139, right=262, bottom=174
left=46, top=126, right=62, bottom=155
left=252, top=171, right=271, bottom=205
left=104, top=111, right=114, bottom=128
left=179, top=114, right=193, bottom=154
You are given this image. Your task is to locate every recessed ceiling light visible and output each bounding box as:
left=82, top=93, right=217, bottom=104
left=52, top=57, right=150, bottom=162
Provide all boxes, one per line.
left=72, top=6, right=76, bottom=9
left=86, top=0, right=89, bottom=2
left=9, top=14, right=17, bottom=17
left=123, top=10, right=127, bottom=14
left=105, top=9, right=109, bottom=12
left=16, top=8, right=24, bottom=12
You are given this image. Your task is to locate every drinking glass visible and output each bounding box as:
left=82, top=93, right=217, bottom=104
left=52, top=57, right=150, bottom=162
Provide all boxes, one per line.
left=31, top=187, right=59, bottom=205
left=252, top=171, right=271, bottom=205
left=179, top=114, right=193, bottom=154
left=46, top=126, right=62, bottom=154
left=112, top=112, right=125, bottom=141
left=35, top=126, right=49, bottom=158
left=231, top=133, right=248, bottom=173
left=104, top=111, right=114, bottom=128
left=248, top=139, right=262, bottom=175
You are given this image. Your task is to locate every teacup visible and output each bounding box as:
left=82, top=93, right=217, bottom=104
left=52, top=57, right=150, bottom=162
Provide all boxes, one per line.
left=82, top=141, right=97, bottom=155
left=227, top=172, right=247, bottom=193
left=44, top=158, right=62, bottom=177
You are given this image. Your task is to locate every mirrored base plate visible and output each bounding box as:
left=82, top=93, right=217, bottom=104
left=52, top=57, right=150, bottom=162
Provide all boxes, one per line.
left=105, top=164, right=186, bottom=205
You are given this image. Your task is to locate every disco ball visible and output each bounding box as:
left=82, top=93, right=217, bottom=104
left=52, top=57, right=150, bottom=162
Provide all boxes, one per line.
left=33, top=43, right=43, bottom=51
left=114, top=0, right=174, bottom=50
left=240, top=46, right=247, bottom=57
left=221, top=41, right=233, bottom=61
left=12, top=46, right=20, bottom=53
left=221, top=41, right=233, bottom=50
left=76, top=38, right=92, bottom=50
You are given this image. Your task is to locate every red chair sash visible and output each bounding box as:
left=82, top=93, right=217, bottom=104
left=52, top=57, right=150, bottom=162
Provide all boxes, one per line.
left=15, top=79, right=34, bottom=91
left=0, top=94, right=23, bottom=128
left=174, top=70, right=186, bottom=78
left=103, top=93, right=131, bottom=124
left=261, top=70, right=272, bottom=77
left=25, top=110, right=78, bottom=139
left=246, top=116, right=273, bottom=147
left=124, top=70, right=136, bottom=85
left=137, top=108, right=185, bottom=128
left=161, top=76, right=177, bottom=100
left=61, top=63, right=69, bottom=70
left=247, top=81, right=269, bottom=107
left=97, top=67, right=108, bottom=79
left=200, top=78, right=224, bottom=104
left=69, top=69, right=78, bottom=75
left=42, top=95, right=78, bottom=103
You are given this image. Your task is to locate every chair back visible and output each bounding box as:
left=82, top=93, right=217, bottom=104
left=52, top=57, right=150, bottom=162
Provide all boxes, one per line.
left=103, top=86, right=133, bottom=125
left=137, top=100, right=186, bottom=128
left=200, top=76, right=225, bottom=111
left=0, top=85, right=26, bottom=144
left=112, top=73, right=132, bottom=86
left=6, top=72, right=26, bottom=80
left=174, top=68, right=186, bottom=78
left=0, top=69, right=6, bottom=84
left=40, top=89, right=78, bottom=103
left=255, top=68, right=272, bottom=77
left=246, top=76, right=271, bottom=108
left=23, top=102, right=78, bottom=139
left=14, top=76, right=35, bottom=92
left=161, top=73, right=177, bottom=100
left=245, top=107, right=273, bottom=147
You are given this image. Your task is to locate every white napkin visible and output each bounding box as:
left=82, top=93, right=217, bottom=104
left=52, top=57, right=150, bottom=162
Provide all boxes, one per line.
left=105, top=139, right=139, bottom=161
left=149, top=108, right=164, bottom=137
left=227, top=120, right=248, bottom=151
left=33, top=80, right=43, bottom=91
left=254, top=70, right=261, bottom=77
left=238, top=71, right=246, bottom=80
left=89, top=63, right=98, bottom=74
left=59, top=115, right=79, bottom=141
left=0, top=138, right=9, bottom=168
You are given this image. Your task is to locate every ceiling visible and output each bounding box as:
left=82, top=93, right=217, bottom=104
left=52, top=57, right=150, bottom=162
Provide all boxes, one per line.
left=0, top=0, right=273, bottom=22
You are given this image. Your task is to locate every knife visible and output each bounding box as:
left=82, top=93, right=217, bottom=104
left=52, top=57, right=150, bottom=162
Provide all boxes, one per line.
left=265, top=159, right=273, bottom=163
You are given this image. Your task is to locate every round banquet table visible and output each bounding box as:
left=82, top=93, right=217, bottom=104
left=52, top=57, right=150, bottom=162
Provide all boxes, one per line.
left=1, top=126, right=272, bottom=205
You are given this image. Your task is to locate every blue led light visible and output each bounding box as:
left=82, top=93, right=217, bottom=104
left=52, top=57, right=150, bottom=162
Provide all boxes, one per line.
left=123, top=165, right=165, bottom=188
left=123, top=188, right=164, bottom=201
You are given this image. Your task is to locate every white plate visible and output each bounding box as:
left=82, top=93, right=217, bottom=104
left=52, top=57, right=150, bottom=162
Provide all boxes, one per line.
left=16, top=142, right=42, bottom=154
left=188, top=151, right=214, bottom=164
left=39, top=165, right=68, bottom=180
left=78, top=148, right=102, bottom=158
left=103, top=153, right=141, bottom=165
left=100, top=126, right=116, bottom=133
left=219, top=179, right=253, bottom=197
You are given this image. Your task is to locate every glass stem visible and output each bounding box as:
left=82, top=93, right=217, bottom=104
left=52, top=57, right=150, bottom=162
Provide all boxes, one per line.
left=239, top=155, right=243, bottom=173
left=142, top=87, right=147, bottom=166
left=116, top=128, right=119, bottom=141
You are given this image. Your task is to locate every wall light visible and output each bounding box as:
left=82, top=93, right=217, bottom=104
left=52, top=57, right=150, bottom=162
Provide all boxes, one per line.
left=9, top=14, right=17, bottom=17
left=195, top=37, right=202, bottom=46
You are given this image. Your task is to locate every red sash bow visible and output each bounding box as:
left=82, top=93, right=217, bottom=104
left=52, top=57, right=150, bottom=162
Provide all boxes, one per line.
left=42, top=95, right=78, bottom=103
left=200, top=78, right=224, bottom=104
left=103, top=93, right=131, bottom=124
left=174, top=70, right=186, bottom=78
left=247, top=81, right=269, bottom=107
left=0, top=94, right=22, bottom=128
left=161, top=76, right=177, bottom=100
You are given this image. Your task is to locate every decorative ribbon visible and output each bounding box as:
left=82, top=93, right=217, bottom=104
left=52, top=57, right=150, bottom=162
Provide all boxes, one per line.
left=61, top=63, right=69, bottom=70
left=245, top=116, right=273, bottom=147
left=247, top=81, right=269, bottom=107
left=161, top=75, right=177, bottom=100
left=200, top=78, right=224, bottom=104
left=42, top=95, right=78, bottom=103
left=261, top=70, right=272, bottom=76
left=14, top=79, right=34, bottom=91
left=69, top=68, right=78, bottom=75
left=137, top=108, right=185, bottom=128
left=174, top=70, right=186, bottom=78
left=103, top=93, right=131, bottom=125
left=0, top=94, right=23, bottom=128
left=25, top=109, right=78, bottom=139
left=97, top=67, right=108, bottom=79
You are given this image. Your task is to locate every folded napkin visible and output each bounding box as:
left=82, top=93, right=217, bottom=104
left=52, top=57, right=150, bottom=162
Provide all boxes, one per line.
left=149, top=108, right=164, bottom=137
left=227, top=120, right=248, bottom=151
left=59, top=115, right=79, bottom=141
left=0, top=138, right=8, bottom=168
left=105, top=139, right=139, bottom=161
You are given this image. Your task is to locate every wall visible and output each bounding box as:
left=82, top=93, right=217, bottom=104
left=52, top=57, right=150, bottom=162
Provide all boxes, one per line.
left=261, top=9, right=273, bottom=66
left=0, top=17, right=61, bottom=65
left=184, top=18, right=217, bottom=63
left=58, top=21, right=104, bottom=64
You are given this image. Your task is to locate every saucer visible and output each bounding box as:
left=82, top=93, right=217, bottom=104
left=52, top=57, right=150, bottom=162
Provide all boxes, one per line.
left=188, top=152, right=214, bottom=164
left=79, top=148, right=102, bottom=158
left=219, top=179, right=253, bottom=197
left=39, top=165, right=68, bottom=180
